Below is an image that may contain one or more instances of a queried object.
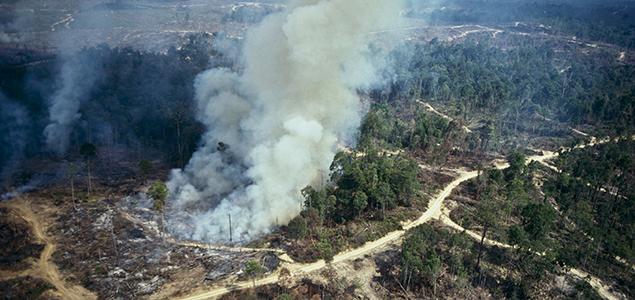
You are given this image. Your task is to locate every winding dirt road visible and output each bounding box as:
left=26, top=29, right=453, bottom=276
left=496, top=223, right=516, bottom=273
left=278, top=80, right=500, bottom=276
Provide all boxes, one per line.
left=4, top=135, right=624, bottom=300
left=438, top=213, right=620, bottom=300
left=177, top=151, right=562, bottom=300
left=0, top=197, right=96, bottom=300
left=177, top=137, right=631, bottom=300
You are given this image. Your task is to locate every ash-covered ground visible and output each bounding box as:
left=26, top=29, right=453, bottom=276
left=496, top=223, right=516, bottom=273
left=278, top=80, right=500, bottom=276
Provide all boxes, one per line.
left=51, top=195, right=282, bottom=299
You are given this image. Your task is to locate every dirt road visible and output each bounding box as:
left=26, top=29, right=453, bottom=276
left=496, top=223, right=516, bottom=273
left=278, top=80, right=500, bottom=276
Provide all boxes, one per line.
left=417, top=100, right=472, bottom=133
left=0, top=197, right=96, bottom=300
left=176, top=149, right=571, bottom=300
left=5, top=134, right=607, bottom=300
left=177, top=168, right=500, bottom=299
left=177, top=168, right=481, bottom=300
left=438, top=213, right=620, bottom=300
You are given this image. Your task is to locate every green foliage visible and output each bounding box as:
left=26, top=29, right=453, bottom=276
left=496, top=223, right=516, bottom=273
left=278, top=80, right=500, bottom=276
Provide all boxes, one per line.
left=352, top=192, right=368, bottom=217
left=352, top=277, right=364, bottom=291
left=402, top=224, right=438, bottom=287
left=278, top=294, right=294, bottom=300
left=76, top=192, right=88, bottom=202
left=245, top=260, right=263, bottom=293
left=138, top=159, right=154, bottom=183
left=476, top=193, right=501, bottom=230
left=402, top=224, right=473, bottom=293
left=65, top=164, right=79, bottom=179
left=541, top=139, right=635, bottom=298
left=316, top=239, right=333, bottom=263
left=305, top=150, right=421, bottom=223
left=245, top=260, right=263, bottom=291
left=388, top=37, right=635, bottom=144
left=358, top=103, right=467, bottom=160
left=488, top=168, right=504, bottom=184
left=287, top=216, right=307, bottom=241
left=506, top=150, right=526, bottom=181
left=574, top=279, right=604, bottom=300
left=289, top=146, right=426, bottom=262
left=508, top=225, right=529, bottom=248
left=148, top=181, right=168, bottom=213
left=521, top=203, right=556, bottom=241
left=245, top=261, right=263, bottom=279
left=79, top=143, right=97, bottom=162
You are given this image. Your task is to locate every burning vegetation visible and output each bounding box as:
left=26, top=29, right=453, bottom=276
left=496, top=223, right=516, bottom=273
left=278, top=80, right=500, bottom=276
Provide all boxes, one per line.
left=2, top=0, right=635, bottom=299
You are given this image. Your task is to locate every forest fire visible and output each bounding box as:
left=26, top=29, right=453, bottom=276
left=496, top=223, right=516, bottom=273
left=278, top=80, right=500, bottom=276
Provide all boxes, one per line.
left=1, top=0, right=635, bottom=299
left=166, top=0, right=405, bottom=243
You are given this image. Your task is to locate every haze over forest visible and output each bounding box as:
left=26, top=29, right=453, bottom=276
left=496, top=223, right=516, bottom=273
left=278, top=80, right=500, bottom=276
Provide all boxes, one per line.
left=1, top=0, right=635, bottom=299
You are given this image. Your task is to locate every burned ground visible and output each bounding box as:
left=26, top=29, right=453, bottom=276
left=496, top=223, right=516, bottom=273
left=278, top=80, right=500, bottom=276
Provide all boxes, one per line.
left=0, top=276, right=58, bottom=300
left=0, top=207, right=45, bottom=271
left=48, top=192, right=282, bottom=299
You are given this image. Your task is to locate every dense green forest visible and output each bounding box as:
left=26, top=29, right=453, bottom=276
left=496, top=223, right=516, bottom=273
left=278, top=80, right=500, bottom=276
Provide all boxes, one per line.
left=283, top=150, right=424, bottom=263
left=2, top=20, right=634, bottom=190
left=388, top=38, right=635, bottom=137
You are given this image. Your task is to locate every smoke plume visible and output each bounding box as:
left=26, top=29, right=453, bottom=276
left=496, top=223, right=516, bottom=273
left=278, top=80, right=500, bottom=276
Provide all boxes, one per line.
left=168, top=0, right=404, bottom=242
left=0, top=93, right=30, bottom=189
left=43, top=50, right=103, bottom=155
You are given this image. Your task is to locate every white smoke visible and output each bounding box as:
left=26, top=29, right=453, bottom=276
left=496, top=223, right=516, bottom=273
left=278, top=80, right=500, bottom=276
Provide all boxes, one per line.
left=43, top=51, right=103, bottom=155
left=168, top=0, right=404, bottom=242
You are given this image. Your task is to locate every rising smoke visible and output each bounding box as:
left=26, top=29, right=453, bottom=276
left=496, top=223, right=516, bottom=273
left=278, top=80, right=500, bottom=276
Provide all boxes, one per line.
left=0, top=93, right=30, bottom=189
left=168, top=0, right=405, bottom=242
left=43, top=50, right=103, bottom=155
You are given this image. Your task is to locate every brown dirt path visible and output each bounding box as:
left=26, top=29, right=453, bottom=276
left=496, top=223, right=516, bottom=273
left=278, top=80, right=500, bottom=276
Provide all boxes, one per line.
left=0, top=196, right=97, bottom=300
left=438, top=213, right=621, bottom=300
left=175, top=141, right=614, bottom=300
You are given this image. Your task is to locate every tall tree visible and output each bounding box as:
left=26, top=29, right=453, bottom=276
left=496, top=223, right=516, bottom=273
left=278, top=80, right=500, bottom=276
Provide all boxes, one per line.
left=475, top=193, right=500, bottom=271
left=246, top=261, right=263, bottom=292
left=80, top=143, right=97, bottom=196
left=149, top=181, right=169, bottom=243
left=287, top=215, right=307, bottom=241
left=138, top=159, right=154, bottom=185
left=65, top=164, right=79, bottom=210
left=506, top=150, right=526, bottom=181
left=521, top=203, right=556, bottom=247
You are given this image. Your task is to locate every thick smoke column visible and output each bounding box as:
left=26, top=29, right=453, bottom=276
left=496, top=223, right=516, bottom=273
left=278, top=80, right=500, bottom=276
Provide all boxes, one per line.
left=168, top=0, right=403, bottom=242
left=43, top=52, right=102, bottom=155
